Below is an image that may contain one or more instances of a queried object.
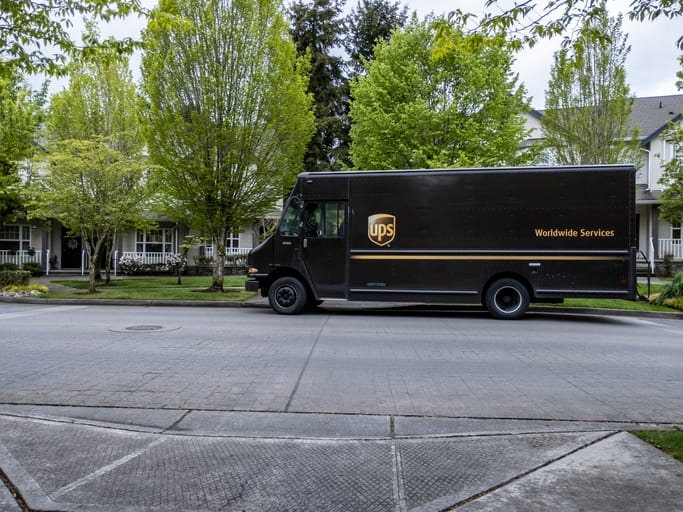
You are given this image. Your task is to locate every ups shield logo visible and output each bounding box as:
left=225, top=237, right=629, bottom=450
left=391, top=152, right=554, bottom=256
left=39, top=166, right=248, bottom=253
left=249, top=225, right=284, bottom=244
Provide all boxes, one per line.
left=368, top=214, right=396, bottom=246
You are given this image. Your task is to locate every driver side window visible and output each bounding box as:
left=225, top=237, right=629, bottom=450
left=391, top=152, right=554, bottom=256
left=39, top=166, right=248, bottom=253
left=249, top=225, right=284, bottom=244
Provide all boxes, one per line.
left=279, top=200, right=301, bottom=237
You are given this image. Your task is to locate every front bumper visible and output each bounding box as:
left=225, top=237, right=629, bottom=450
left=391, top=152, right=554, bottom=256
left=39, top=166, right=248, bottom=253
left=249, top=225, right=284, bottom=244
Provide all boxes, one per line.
left=245, top=279, right=260, bottom=292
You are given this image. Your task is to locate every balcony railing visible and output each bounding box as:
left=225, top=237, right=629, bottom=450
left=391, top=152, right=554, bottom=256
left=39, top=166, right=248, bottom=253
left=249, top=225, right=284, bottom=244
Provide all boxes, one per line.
left=659, top=239, right=683, bottom=260
left=0, top=250, right=42, bottom=266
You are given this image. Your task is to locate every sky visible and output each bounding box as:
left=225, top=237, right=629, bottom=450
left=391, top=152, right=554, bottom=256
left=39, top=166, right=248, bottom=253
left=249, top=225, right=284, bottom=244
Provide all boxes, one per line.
left=44, top=0, right=682, bottom=110
left=401, top=0, right=682, bottom=109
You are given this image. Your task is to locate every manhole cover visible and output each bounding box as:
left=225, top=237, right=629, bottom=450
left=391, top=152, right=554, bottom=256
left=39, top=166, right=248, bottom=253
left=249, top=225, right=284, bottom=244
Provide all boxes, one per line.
left=125, top=325, right=164, bottom=331
left=108, top=325, right=181, bottom=333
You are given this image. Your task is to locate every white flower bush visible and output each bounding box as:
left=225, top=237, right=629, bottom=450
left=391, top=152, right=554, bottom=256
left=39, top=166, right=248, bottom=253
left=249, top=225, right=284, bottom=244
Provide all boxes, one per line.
left=165, top=253, right=187, bottom=274
left=118, top=255, right=145, bottom=275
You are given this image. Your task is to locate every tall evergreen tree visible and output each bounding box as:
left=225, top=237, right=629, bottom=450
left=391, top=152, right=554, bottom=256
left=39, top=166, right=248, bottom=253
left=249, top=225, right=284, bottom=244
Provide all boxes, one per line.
left=541, top=7, right=640, bottom=165
left=343, top=0, right=408, bottom=76
left=289, top=0, right=350, bottom=171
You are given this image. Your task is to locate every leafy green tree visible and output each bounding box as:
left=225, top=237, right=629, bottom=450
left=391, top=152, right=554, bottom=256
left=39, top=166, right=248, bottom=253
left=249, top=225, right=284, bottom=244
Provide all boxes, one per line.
left=659, top=124, right=683, bottom=227
left=659, top=57, right=683, bottom=227
left=0, top=0, right=146, bottom=76
left=0, top=69, right=45, bottom=222
left=141, top=0, right=314, bottom=292
left=32, top=138, right=151, bottom=292
left=448, top=0, right=682, bottom=50
left=343, top=0, right=408, bottom=76
left=349, top=15, right=531, bottom=170
left=541, top=8, right=640, bottom=165
left=289, top=0, right=350, bottom=171
left=33, top=47, right=149, bottom=292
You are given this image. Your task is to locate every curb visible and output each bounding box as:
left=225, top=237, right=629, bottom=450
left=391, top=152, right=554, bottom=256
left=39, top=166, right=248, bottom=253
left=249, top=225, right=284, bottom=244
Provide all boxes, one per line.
left=2, top=294, right=683, bottom=320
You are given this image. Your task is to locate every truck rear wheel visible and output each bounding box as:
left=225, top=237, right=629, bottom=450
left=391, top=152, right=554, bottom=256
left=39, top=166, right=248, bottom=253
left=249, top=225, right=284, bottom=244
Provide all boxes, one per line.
left=269, top=277, right=308, bottom=315
left=485, top=278, right=529, bottom=320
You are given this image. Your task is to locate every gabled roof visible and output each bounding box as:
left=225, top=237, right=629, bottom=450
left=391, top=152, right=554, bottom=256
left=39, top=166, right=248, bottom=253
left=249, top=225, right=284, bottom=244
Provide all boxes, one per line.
left=532, top=94, right=683, bottom=146
left=630, top=95, right=683, bottom=145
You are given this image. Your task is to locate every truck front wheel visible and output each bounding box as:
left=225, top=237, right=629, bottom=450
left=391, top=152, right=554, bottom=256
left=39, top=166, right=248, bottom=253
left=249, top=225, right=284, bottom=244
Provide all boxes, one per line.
left=485, top=278, right=530, bottom=320
left=269, top=277, right=308, bottom=315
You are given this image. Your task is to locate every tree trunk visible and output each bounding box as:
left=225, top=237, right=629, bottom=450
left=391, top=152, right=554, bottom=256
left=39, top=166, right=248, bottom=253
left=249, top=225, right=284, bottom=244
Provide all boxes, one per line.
left=209, top=232, right=227, bottom=292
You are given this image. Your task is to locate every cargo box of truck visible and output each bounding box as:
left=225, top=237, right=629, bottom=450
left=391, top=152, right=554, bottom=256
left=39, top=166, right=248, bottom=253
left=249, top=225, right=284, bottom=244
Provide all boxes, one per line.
left=246, top=165, right=638, bottom=319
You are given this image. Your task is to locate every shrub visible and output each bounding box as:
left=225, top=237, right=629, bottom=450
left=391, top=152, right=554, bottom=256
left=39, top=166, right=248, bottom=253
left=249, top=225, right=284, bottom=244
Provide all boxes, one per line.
left=118, top=255, right=145, bottom=275
left=0, top=270, right=31, bottom=287
left=194, top=255, right=214, bottom=275
left=0, top=263, right=19, bottom=271
left=22, top=261, right=43, bottom=277
left=166, top=253, right=187, bottom=275
left=652, top=271, right=683, bottom=305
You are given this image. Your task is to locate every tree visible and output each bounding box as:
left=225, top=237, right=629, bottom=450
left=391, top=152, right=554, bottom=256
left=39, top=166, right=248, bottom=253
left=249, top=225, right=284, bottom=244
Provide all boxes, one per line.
left=541, top=8, right=640, bottom=165
left=0, top=69, right=45, bottom=223
left=659, top=125, right=683, bottom=227
left=349, top=15, right=532, bottom=170
left=33, top=47, right=150, bottom=292
left=658, top=56, right=683, bottom=227
left=141, top=0, right=314, bottom=292
left=343, top=0, right=408, bottom=76
left=447, top=0, right=683, bottom=50
left=0, top=0, right=146, bottom=76
left=289, top=0, right=350, bottom=171
left=32, top=139, right=151, bottom=292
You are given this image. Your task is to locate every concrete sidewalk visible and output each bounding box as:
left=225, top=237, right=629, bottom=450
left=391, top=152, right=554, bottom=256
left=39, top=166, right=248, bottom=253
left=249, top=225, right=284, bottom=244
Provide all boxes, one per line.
left=0, top=406, right=681, bottom=512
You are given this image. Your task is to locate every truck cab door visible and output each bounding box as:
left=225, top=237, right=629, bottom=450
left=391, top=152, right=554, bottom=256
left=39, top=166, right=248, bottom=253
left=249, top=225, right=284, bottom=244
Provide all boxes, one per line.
left=301, top=201, right=348, bottom=299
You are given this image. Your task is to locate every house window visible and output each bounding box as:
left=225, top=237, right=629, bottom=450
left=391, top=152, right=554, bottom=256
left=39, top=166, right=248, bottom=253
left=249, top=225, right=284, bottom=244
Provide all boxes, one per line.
left=136, top=229, right=173, bottom=253
left=673, top=225, right=682, bottom=243
left=204, top=231, right=240, bottom=256
left=226, top=231, right=240, bottom=252
left=0, top=225, right=31, bottom=252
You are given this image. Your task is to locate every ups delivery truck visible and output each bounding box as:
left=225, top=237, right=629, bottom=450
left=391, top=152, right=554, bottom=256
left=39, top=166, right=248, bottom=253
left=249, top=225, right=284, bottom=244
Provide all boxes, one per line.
left=245, top=165, right=638, bottom=319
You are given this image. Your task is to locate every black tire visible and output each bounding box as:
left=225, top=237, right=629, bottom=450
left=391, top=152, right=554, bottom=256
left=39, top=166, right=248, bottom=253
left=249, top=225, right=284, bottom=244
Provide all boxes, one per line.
left=484, top=278, right=530, bottom=320
left=268, top=276, right=308, bottom=315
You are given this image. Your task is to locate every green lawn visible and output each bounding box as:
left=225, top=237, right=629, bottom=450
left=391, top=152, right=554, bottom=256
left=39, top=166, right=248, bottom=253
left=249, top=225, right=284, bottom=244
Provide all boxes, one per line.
left=536, top=282, right=680, bottom=313
left=47, top=276, right=254, bottom=302
left=633, top=431, right=683, bottom=462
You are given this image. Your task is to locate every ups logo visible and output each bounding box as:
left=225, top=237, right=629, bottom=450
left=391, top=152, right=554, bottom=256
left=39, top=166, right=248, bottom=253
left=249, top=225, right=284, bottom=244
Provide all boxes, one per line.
left=368, top=214, right=396, bottom=246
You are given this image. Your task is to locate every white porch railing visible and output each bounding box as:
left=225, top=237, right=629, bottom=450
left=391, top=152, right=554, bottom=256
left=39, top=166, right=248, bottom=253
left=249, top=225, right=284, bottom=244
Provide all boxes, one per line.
left=119, top=251, right=170, bottom=266
left=203, top=247, right=251, bottom=259
left=658, top=239, right=683, bottom=260
left=0, top=250, right=42, bottom=266
left=119, top=248, right=250, bottom=266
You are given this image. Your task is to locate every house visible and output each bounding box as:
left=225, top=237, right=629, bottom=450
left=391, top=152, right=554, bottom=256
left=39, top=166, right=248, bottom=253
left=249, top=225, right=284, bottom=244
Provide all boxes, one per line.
left=524, top=94, right=683, bottom=272
left=0, top=216, right=261, bottom=275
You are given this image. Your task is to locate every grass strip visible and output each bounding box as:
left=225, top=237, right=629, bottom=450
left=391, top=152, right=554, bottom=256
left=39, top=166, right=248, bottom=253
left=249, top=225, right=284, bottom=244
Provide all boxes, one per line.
left=632, top=430, right=683, bottom=462
left=47, top=276, right=254, bottom=302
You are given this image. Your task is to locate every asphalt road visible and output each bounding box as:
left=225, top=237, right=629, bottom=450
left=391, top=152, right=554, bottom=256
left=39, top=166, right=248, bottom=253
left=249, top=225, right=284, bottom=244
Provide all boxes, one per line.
left=0, top=303, right=682, bottom=511
left=0, top=303, right=681, bottom=422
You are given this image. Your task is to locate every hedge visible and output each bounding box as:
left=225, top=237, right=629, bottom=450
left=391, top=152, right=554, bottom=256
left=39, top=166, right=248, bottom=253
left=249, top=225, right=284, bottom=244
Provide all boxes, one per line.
left=0, top=270, right=31, bottom=288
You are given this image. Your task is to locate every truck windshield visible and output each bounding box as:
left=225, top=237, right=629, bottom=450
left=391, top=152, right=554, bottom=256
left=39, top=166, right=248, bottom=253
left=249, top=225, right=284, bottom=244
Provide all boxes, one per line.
left=279, top=199, right=301, bottom=237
